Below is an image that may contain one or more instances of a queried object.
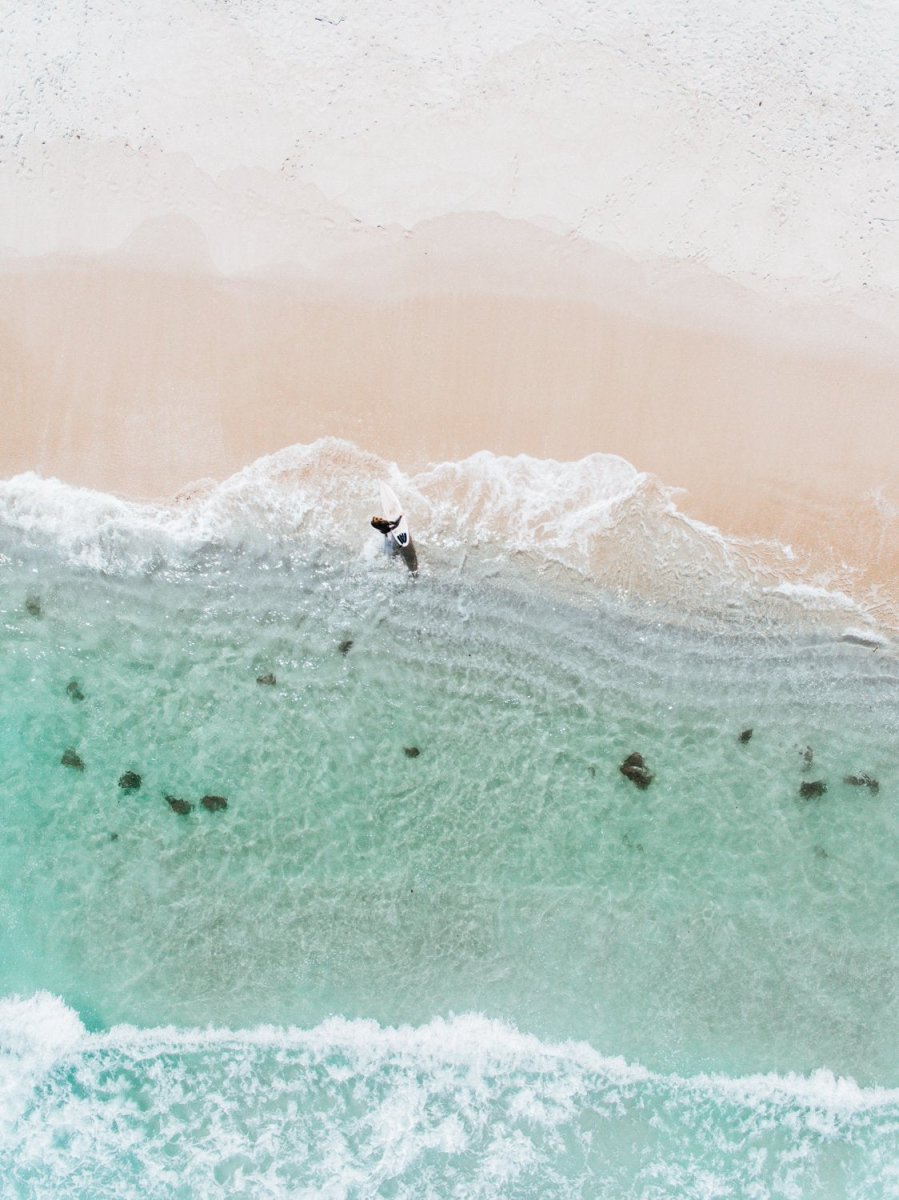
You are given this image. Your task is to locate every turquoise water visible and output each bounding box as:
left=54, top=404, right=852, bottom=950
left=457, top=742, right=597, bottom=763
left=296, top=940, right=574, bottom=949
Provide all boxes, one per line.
left=1, top=492, right=898, bottom=1197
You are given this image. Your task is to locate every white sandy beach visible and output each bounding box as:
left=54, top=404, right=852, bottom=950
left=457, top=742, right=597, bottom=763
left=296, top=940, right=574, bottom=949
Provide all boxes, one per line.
left=1, top=0, right=898, bottom=614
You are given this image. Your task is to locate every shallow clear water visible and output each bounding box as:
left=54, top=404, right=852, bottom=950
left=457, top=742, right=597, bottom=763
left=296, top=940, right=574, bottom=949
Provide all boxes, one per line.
left=1, top=523, right=897, bottom=1197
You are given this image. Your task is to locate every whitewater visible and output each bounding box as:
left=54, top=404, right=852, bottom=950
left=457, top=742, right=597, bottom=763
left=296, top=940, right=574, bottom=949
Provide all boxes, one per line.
left=2, top=997, right=897, bottom=1199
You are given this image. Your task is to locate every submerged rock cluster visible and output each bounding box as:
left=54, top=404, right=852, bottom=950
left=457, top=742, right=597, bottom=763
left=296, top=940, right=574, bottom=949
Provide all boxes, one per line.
left=619, top=752, right=653, bottom=790
left=613, top=731, right=882, bottom=805
left=58, top=748, right=229, bottom=816
left=60, top=747, right=84, bottom=771
left=793, top=745, right=881, bottom=801
left=165, top=794, right=229, bottom=815
left=843, top=773, right=880, bottom=795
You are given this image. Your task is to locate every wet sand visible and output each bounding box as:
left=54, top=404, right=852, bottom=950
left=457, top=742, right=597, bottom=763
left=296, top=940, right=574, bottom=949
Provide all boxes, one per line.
left=1, top=223, right=898, bottom=615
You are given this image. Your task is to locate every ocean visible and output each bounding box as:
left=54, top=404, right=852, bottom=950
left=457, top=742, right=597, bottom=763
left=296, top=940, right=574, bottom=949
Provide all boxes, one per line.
left=0, top=441, right=896, bottom=1197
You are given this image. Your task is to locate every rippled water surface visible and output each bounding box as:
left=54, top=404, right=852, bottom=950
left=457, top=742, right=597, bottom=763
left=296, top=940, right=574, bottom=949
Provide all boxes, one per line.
left=1, top=524, right=897, bottom=1197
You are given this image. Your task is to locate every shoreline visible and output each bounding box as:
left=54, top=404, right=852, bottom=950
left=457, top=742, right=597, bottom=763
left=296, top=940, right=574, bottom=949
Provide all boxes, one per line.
left=1, top=233, right=898, bottom=622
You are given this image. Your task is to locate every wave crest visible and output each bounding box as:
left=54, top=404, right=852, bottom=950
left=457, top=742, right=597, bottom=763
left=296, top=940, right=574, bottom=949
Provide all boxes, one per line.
left=0, top=438, right=889, bottom=631
left=1, top=993, right=895, bottom=1200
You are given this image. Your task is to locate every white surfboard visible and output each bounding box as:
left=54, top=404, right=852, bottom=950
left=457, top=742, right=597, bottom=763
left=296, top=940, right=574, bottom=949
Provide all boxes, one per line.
left=378, top=482, right=412, bottom=550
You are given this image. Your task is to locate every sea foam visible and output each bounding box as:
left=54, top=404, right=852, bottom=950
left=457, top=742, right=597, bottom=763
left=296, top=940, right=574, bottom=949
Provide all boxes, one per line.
left=1, top=993, right=896, bottom=1200
left=0, top=438, right=887, bottom=634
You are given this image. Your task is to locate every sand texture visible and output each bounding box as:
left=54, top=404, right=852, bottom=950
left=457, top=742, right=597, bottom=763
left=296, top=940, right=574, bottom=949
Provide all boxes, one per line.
left=2, top=1, right=898, bottom=618
left=1, top=224, right=898, bottom=615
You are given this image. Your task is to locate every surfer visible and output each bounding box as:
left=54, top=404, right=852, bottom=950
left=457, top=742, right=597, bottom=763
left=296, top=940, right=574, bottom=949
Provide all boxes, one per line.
left=371, top=514, right=418, bottom=575
left=371, top=515, right=401, bottom=537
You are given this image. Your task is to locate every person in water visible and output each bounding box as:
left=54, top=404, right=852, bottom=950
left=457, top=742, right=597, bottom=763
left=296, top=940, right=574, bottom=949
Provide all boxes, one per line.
left=371, top=514, right=418, bottom=574
left=371, top=516, right=400, bottom=537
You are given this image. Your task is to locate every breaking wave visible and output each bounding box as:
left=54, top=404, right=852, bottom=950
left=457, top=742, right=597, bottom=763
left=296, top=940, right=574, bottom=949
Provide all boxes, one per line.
left=1, top=992, right=896, bottom=1200
left=0, top=438, right=890, bottom=635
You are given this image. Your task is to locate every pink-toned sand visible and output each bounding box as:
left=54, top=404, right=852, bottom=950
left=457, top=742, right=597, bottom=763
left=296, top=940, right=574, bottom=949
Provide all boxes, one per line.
left=1, top=223, right=897, bottom=615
